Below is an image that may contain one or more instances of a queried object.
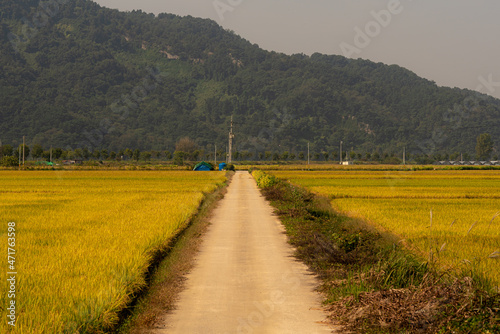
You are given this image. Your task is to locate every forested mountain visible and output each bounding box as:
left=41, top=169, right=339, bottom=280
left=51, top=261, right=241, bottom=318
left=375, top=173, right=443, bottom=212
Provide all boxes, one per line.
left=1, top=0, right=499, bottom=159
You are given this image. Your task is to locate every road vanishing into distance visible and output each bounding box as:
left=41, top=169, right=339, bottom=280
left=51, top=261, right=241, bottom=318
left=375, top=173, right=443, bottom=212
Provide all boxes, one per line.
left=153, top=171, right=334, bottom=333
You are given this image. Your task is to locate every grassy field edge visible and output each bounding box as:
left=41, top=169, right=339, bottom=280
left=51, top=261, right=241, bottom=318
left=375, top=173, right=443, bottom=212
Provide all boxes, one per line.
left=251, top=170, right=500, bottom=334
left=117, top=172, right=234, bottom=333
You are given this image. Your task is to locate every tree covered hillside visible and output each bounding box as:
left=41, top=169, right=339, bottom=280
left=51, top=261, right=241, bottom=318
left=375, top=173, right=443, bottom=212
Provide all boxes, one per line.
left=1, top=0, right=499, bottom=159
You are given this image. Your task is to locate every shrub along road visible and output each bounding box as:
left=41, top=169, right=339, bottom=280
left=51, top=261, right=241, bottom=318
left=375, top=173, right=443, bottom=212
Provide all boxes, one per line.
left=153, top=171, right=334, bottom=333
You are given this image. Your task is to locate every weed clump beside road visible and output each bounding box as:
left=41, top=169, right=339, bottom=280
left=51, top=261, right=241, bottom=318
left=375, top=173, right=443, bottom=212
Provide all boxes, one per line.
left=252, top=169, right=278, bottom=188
left=253, top=171, right=500, bottom=334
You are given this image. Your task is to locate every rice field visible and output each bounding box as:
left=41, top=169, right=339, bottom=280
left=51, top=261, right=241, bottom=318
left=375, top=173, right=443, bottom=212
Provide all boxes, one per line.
left=0, top=170, right=226, bottom=333
left=271, top=170, right=500, bottom=289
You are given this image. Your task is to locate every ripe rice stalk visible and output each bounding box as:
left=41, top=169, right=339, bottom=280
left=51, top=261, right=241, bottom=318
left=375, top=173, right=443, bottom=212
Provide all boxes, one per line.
left=490, top=212, right=500, bottom=226
left=429, top=209, right=433, bottom=228
left=489, top=251, right=500, bottom=259
left=467, top=221, right=478, bottom=235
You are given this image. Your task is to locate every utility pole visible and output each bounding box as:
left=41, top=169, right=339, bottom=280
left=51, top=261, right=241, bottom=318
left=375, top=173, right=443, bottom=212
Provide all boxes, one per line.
left=403, top=147, right=406, bottom=165
left=228, top=116, right=234, bottom=164
left=340, top=141, right=343, bottom=164
left=307, top=142, right=310, bottom=166
left=22, top=136, right=25, bottom=167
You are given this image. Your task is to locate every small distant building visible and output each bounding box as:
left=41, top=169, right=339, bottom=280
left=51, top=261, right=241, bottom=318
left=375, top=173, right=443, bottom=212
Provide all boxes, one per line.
left=62, top=159, right=82, bottom=165
left=434, top=160, right=498, bottom=166
left=341, top=161, right=353, bottom=165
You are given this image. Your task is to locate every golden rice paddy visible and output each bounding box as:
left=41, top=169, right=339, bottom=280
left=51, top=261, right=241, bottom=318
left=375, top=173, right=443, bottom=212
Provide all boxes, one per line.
left=271, top=170, right=500, bottom=288
left=0, top=170, right=225, bottom=333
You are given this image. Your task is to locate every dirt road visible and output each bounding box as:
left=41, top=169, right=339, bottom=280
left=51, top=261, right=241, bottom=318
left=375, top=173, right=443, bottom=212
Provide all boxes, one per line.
left=154, top=171, right=333, bottom=333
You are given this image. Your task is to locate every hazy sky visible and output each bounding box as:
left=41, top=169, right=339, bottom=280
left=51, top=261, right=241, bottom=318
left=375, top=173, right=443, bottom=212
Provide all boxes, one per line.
left=94, top=0, right=500, bottom=99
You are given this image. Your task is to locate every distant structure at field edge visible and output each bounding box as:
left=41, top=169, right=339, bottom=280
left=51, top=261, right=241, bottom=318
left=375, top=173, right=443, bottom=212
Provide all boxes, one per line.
left=435, top=161, right=499, bottom=166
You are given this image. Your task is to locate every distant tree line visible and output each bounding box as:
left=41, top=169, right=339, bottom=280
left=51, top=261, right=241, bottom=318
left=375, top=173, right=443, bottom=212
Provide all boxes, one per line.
left=1, top=134, right=496, bottom=167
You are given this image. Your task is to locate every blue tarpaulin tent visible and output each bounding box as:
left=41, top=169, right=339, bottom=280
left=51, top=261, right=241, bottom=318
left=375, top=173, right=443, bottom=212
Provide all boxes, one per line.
left=218, top=163, right=227, bottom=171
left=193, top=162, right=214, bottom=171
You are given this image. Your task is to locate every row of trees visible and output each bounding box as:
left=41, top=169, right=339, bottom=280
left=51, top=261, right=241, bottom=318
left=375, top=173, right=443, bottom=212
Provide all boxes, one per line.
left=1, top=147, right=496, bottom=166
left=0, top=145, right=170, bottom=162
left=1, top=134, right=495, bottom=166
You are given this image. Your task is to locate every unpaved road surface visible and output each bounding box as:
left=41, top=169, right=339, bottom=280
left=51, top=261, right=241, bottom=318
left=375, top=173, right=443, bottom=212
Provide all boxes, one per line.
left=154, top=171, right=333, bottom=333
